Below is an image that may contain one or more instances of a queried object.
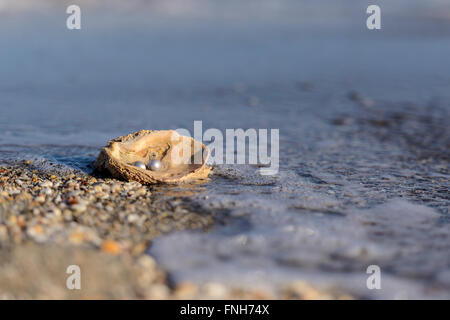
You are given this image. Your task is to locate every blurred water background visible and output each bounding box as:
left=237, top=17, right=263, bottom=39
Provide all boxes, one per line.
left=0, top=0, right=449, bottom=298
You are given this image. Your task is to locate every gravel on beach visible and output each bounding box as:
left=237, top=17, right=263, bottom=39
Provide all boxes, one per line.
left=0, top=161, right=350, bottom=299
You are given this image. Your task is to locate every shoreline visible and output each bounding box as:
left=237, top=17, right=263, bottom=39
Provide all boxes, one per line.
left=0, top=161, right=349, bottom=299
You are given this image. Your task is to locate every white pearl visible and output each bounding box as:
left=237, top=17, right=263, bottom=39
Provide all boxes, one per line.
left=147, top=159, right=161, bottom=171
left=133, top=161, right=146, bottom=170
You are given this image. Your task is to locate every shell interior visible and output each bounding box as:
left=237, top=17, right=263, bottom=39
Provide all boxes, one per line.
left=94, top=130, right=210, bottom=184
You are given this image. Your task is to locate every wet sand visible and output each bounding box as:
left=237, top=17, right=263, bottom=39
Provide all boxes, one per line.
left=1, top=0, right=450, bottom=299
left=0, top=162, right=350, bottom=299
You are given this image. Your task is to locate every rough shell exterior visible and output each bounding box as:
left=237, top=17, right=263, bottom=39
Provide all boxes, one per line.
left=94, top=130, right=211, bottom=184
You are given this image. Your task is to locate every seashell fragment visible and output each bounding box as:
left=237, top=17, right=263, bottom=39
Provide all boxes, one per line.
left=94, top=130, right=211, bottom=184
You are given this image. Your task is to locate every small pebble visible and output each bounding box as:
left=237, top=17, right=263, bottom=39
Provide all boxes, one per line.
left=71, top=203, right=87, bottom=213
left=101, top=240, right=121, bottom=255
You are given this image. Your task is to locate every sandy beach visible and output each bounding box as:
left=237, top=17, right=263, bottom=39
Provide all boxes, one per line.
left=0, top=161, right=351, bottom=299
left=1, top=0, right=449, bottom=300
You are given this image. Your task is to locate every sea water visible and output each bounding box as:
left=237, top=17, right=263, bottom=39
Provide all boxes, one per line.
left=0, top=0, right=449, bottom=299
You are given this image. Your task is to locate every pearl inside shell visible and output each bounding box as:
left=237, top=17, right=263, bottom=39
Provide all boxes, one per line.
left=147, top=159, right=161, bottom=171
left=133, top=161, right=146, bottom=170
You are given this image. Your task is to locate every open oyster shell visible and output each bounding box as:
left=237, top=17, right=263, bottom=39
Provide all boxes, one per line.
left=94, top=130, right=211, bottom=184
